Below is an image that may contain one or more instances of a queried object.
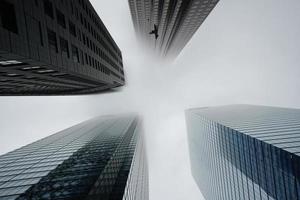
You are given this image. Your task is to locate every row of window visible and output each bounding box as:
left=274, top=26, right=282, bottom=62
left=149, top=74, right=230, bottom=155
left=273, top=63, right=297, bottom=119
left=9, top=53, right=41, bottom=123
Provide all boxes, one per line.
left=42, top=0, right=121, bottom=67
left=0, top=0, right=122, bottom=73
left=0, top=71, right=94, bottom=92
left=0, top=84, right=71, bottom=93
left=46, top=28, right=113, bottom=76
left=41, top=1, right=122, bottom=78
left=0, top=76, right=83, bottom=93
left=189, top=113, right=300, bottom=200
left=0, top=177, right=40, bottom=189
left=0, top=118, right=135, bottom=198
left=81, top=32, right=120, bottom=71
left=76, top=0, right=121, bottom=57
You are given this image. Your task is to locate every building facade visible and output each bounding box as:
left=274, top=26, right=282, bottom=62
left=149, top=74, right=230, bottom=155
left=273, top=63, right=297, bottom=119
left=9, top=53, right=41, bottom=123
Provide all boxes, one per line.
left=186, top=105, right=300, bottom=200
left=128, top=0, right=219, bottom=59
left=0, top=0, right=124, bottom=95
left=0, top=115, right=148, bottom=200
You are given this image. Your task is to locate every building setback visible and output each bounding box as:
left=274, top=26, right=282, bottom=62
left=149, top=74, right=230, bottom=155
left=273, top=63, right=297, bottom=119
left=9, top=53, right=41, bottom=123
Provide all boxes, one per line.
left=0, top=0, right=124, bottom=95
left=186, top=105, right=300, bottom=200
left=128, top=0, right=219, bottom=59
left=0, top=115, right=148, bottom=200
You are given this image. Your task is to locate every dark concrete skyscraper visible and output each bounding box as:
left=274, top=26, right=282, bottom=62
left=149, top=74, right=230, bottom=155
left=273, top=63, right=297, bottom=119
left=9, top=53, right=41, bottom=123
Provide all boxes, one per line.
left=0, top=115, right=148, bottom=200
left=186, top=105, right=300, bottom=200
left=128, top=0, right=219, bottom=59
left=0, top=0, right=124, bottom=95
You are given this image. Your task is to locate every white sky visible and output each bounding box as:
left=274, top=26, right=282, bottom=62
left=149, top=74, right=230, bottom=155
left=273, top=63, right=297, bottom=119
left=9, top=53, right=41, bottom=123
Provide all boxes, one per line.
left=0, top=0, right=300, bottom=199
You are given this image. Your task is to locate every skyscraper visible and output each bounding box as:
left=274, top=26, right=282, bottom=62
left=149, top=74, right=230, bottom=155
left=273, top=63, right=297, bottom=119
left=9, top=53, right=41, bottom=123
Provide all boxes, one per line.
left=186, top=105, right=300, bottom=200
left=128, top=0, right=219, bottom=59
left=0, top=0, right=124, bottom=95
left=0, top=115, right=148, bottom=200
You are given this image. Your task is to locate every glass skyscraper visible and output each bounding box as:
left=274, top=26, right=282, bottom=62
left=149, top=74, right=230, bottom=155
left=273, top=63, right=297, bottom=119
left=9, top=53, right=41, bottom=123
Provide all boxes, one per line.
left=0, top=115, right=148, bottom=200
left=186, top=105, right=300, bottom=200
left=128, top=0, right=219, bottom=59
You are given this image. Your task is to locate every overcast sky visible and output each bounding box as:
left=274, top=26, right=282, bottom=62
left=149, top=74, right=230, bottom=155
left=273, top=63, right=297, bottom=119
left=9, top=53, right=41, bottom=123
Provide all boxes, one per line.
left=1, top=0, right=300, bottom=199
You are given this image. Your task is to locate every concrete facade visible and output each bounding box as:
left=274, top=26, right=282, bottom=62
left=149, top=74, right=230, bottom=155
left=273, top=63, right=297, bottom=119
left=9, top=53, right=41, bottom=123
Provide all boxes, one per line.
left=0, top=0, right=124, bottom=95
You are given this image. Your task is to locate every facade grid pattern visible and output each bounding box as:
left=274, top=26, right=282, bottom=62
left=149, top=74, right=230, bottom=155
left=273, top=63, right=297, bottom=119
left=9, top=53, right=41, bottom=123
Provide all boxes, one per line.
left=0, top=0, right=124, bottom=95
left=128, top=0, right=219, bottom=59
left=0, top=115, right=148, bottom=200
left=186, top=105, right=300, bottom=200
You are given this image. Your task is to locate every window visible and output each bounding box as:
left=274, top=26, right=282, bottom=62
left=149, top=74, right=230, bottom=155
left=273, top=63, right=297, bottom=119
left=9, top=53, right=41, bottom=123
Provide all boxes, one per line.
left=71, top=3, right=74, bottom=14
left=0, top=1, right=18, bottom=33
left=71, top=45, right=79, bottom=63
left=47, top=29, right=58, bottom=52
left=87, top=38, right=90, bottom=48
left=60, top=37, right=69, bottom=58
left=84, top=18, right=87, bottom=29
left=69, top=21, right=76, bottom=37
left=44, top=0, right=54, bottom=19
left=0, top=60, right=22, bottom=66
left=21, top=66, right=41, bottom=71
left=80, top=13, right=84, bottom=25
left=56, top=9, right=66, bottom=28
left=37, top=69, right=56, bottom=74
left=38, top=22, right=44, bottom=46
left=80, top=50, right=84, bottom=64
left=88, top=55, right=91, bottom=66
left=85, top=53, right=88, bottom=64
left=78, top=30, right=82, bottom=41
left=75, top=8, right=79, bottom=19
left=82, top=34, right=86, bottom=45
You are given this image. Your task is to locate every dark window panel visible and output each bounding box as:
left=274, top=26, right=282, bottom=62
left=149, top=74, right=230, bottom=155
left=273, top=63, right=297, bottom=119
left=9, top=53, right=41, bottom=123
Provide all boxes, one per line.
left=0, top=0, right=18, bottom=34
left=71, top=44, right=79, bottom=63
left=38, top=22, right=44, bottom=46
left=44, top=0, right=54, bottom=19
left=56, top=9, right=66, bottom=28
left=47, top=29, right=58, bottom=52
left=69, top=20, right=76, bottom=37
left=60, top=37, right=69, bottom=58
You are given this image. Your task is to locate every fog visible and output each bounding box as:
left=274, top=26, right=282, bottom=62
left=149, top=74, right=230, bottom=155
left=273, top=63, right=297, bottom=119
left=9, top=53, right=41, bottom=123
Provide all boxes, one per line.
left=0, top=0, right=300, bottom=199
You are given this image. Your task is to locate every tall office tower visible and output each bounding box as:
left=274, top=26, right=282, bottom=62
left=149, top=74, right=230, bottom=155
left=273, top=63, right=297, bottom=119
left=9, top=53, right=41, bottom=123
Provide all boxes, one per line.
left=128, top=0, right=219, bottom=59
left=0, top=115, right=148, bottom=200
left=0, top=0, right=124, bottom=95
left=186, top=105, right=300, bottom=200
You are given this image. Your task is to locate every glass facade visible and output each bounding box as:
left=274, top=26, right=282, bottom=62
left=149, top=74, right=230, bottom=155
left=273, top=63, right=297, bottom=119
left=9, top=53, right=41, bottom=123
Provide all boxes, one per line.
left=128, top=0, right=219, bottom=58
left=0, top=115, right=148, bottom=200
left=186, top=105, right=300, bottom=200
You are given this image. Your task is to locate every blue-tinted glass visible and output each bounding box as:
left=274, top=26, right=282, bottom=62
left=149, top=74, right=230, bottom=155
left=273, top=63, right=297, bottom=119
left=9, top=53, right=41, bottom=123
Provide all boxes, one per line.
left=186, top=105, right=300, bottom=200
